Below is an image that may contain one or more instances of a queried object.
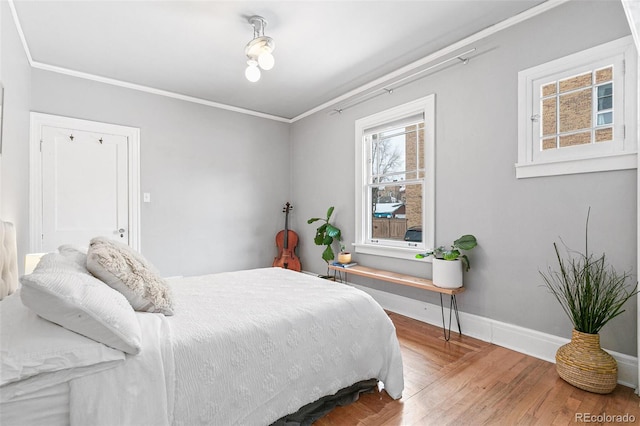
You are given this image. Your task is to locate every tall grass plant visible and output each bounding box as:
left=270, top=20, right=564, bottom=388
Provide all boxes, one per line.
left=540, top=210, right=637, bottom=334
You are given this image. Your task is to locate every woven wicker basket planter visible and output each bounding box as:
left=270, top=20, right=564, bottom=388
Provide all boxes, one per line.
left=555, top=329, right=617, bottom=394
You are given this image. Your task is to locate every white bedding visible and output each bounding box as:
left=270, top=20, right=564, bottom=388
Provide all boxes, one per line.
left=166, top=268, right=403, bottom=425
left=0, top=290, right=125, bottom=402
left=6, top=267, right=403, bottom=425
left=70, top=311, right=174, bottom=426
left=67, top=267, right=403, bottom=425
left=0, top=382, right=69, bottom=426
left=0, top=382, right=70, bottom=426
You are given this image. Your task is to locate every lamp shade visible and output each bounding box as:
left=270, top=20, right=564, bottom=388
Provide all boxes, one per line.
left=24, top=253, right=46, bottom=275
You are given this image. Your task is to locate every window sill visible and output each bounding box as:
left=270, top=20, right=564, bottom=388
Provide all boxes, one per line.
left=515, top=152, right=637, bottom=179
left=353, top=243, right=428, bottom=261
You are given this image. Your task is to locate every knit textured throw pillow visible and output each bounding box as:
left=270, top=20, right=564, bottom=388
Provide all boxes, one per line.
left=86, top=237, right=173, bottom=315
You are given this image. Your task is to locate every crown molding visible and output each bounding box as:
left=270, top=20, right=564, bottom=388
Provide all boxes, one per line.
left=30, top=61, right=291, bottom=123
left=290, top=0, right=571, bottom=122
left=6, top=1, right=289, bottom=123
left=9, top=0, right=570, bottom=124
left=8, top=0, right=34, bottom=65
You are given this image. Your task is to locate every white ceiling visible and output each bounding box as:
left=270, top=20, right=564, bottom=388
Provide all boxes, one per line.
left=11, top=0, right=547, bottom=120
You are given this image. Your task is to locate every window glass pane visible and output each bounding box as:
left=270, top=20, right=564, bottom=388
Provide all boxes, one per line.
left=542, top=98, right=557, bottom=136
left=372, top=130, right=413, bottom=178
left=369, top=123, right=423, bottom=242
left=597, top=95, right=612, bottom=111
left=597, top=83, right=612, bottom=98
left=542, top=137, right=557, bottom=150
left=369, top=183, right=422, bottom=242
left=597, top=112, right=613, bottom=125
left=597, top=83, right=613, bottom=112
left=536, top=65, right=617, bottom=153
left=595, top=66, right=613, bottom=84
left=368, top=121, right=423, bottom=241
left=559, top=131, right=591, bottom=147
left=371, top=134, right=399, bottom=177
left=542, top=83, right=556, bottom=97
left=595, top=127, right=613, bottom=142
left=415, top=125, right=424, bottom=172
left=559, top=72, right=592, bottom=93
left=559, top=89, right=592, bottom=133
left=404, top=183, right=422, bottom=242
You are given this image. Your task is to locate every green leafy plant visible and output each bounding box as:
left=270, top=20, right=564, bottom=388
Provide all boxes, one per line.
left=415, top=234, right=478, bottom=271
left=307, top=206, right=342, bottom=264
left=540, top=210, right=638, bottom=334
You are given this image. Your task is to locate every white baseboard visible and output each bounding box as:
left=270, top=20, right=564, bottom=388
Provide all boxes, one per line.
left=348, top=282, right=638, bottom=390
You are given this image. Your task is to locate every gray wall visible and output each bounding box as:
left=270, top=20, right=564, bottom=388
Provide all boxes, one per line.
left=29, top=71, right=291, bottom=277
left=2, top=0, right=291, bottom=278
left=1, top=1, right=637, bottom=357
left=290, top=1, right=638, bottom=356
left=1, top=0, right=33, bottom=272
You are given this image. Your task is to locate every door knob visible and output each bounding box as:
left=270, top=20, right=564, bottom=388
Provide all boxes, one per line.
left=118, top=228, right=126, bottom=238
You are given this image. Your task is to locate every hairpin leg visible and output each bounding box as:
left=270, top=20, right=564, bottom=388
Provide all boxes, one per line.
left=440, top=293, right=462, bottom=341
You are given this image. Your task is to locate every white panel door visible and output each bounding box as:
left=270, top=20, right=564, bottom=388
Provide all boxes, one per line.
left=41, top=125, right=129, bottom=251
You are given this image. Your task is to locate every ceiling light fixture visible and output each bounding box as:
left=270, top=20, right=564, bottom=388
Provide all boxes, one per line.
left=245, top=15, right=275, bottom=82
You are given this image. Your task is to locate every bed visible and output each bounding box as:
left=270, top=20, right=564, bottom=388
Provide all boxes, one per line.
left=0, top=225, right=404, bottom=425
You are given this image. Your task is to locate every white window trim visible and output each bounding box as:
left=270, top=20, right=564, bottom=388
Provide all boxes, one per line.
left=354, top=94, right=435, bottom=261
left=516, top=36, right=638, bottom=179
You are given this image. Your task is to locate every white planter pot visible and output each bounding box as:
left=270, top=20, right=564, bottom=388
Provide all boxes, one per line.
left=432, top=258, right=463, bottom=288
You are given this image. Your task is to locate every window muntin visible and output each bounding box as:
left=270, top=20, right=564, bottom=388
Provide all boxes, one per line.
left=540, top=66, right=614, bottom=151
left=367, top=122, right=424, bottom=245
left=354, top=95, right=435, bottom=260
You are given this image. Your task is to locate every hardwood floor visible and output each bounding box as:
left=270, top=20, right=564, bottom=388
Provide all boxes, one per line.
left=316, top=312, right=640, bottom=426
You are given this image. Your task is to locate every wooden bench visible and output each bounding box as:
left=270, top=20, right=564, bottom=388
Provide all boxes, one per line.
left=328, top=264, right=464, bottom=341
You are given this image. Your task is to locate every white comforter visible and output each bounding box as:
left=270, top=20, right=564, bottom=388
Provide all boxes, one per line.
left=73, top=267, right=404, bottom=425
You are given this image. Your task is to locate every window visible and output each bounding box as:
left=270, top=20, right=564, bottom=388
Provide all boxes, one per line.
left=516, top=37, right=637, bottom=178
left=354, top=95, right=435, bottom=260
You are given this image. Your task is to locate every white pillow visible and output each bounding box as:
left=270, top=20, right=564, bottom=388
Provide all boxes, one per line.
left=0, top=290, right=125, bottom=401
left=86, top=237, right=174, bottom=315
left=20, top=253, right=142, bottom=355
left=58, top=244, right=88, bottom=270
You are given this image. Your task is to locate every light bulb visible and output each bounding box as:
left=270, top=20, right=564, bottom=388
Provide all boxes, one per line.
left=245, top=60, right=261, bottom=82
left=258, top=50, right=275, bottom=70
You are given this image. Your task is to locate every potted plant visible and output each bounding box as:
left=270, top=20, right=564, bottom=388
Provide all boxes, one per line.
left=415, top=234, right=477, bottom=288
left=307, top=206, right=342, bottom=272
left=540, top=210, right=637, bottom=394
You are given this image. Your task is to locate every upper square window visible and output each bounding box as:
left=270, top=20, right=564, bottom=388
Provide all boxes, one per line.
left=516, top=37, right=637, bottom=178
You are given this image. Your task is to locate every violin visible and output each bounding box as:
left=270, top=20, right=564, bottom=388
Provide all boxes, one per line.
left=273, top=202, right=301, bottom=272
